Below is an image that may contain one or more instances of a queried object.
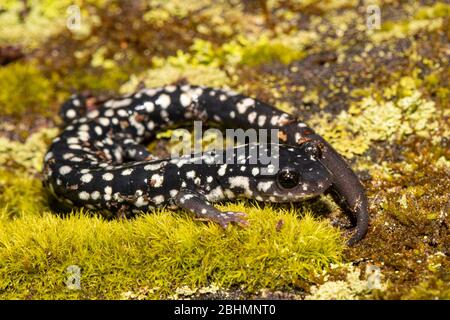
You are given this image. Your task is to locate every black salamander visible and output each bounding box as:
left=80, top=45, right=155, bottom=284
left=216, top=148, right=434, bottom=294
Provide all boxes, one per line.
left=43, top=85, right=369, bottom=245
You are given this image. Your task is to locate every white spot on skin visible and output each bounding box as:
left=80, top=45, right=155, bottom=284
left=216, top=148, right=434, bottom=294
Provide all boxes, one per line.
left=59, top=166, right=72, bottom=175
left=207, top=176, right=213, bottom=183
left=117, top=109, right=128, bottom=117
left=186, top=170, right=196, bottom=179
left=91, top=191, right=101, bottom=200
left=247, top=111, right=257, bottom=124
left=205, top=186, right=225, bottom=202
left=122, top=168, right=134, bottom=176
left=257, top=115, right=266, bottom=127
left=98, top=117, right=110, bottom=127
left=192, top=87, right=203, bottom=97
left=228, top=176, right=250, bottom=190
left=79, top=191, right=90, bottom=200
left=236, top=98, right=255, bottom=114
left=252, top=168, right=259, bottom=176
left=144, top=101, right=154, bottom=112
left=44, top=152, right=53, bottom=162
left=219, top=94, right=227, bottom=101
left=107, top=98, right=133, bottom=109
left=218, top=164, right=227, bottom=176
left=62, top=153, right=75, bottom=160
left=229, top=111, right=235, bottom=118
left=87, top=110, right=99, bottom=119
left=142, top=88, right=158, bottom=96
left=257, top=181, right=273, bottom=192
left=270, top=115, right=280, bottom=126
left=223, top=189, right=235, bottom=199
left=240, top=166, right=246, bottom=171
left=78, top=131, right=89, bottom=141
left=66, top=109, right=76, bottom=119
left=135, top=197, right=148, bottom=207
left=155, top=94, right=171, bottom=109
left=79, top=124, right=89, bottom=131
left=180, top=85, right=191, bottom=91
left=67, top=137, right=79, bottom=144
left=160, top=110, right=169, bottom=119
left=95, top=126, right=103, bottom=136
left=102, top=172, right=114, bottom=181
left=165, top=85, right=176, bottom=92
left=153, top=195, right=165, bottom=205
left=170, top=189, right=178, bottom=197
left=144, top=162, right=166, bottom=171
left=180, top=93, right=192, bottom=107
left=150, top=174, right=164, bottom=187
left=267, top=164, right=275, bottom=174
left=104, top=186, right=112, bottom=201
left=302, top=183, right=309, bottom=191
left=104, top=109, right=114, bottom=117
left=80, top=173, right=93, bottom=183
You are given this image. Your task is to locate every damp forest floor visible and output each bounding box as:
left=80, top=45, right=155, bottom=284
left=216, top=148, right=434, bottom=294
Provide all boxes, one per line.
left=0, top=1, right=449, bottom=300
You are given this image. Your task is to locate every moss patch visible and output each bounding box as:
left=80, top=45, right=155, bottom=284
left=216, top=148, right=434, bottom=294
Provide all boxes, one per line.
left=0, top=203, right=343, bottom=299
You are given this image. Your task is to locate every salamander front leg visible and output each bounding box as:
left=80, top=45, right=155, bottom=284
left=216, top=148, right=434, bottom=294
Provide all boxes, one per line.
left=174, top=190, right=249, bottom=228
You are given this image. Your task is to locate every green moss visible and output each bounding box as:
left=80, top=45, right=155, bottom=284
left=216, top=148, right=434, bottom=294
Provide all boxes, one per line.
left=0, top=205, right=343, bottom=299
left=414, top=2, right=450, bottom=20
left=0, top=129, right=58, bottom=219
left=62, top=67, right=129, bottom=93
left=120, top=32, right=314, bottom=92
left=0, top=63, right=54, bottom=117
left=239, top=36, right=307, bottom=66
left=0, top=169, right=45, bottom=220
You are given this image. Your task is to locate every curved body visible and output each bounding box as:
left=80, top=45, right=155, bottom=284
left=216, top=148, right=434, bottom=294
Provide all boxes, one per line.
left=43, top=85, right=369, bottom=244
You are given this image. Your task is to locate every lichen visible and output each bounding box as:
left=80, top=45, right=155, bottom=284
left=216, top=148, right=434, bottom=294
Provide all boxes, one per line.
left=305, top=264, right=385, bottom=300
left=311, top=77, right=440, bottom=159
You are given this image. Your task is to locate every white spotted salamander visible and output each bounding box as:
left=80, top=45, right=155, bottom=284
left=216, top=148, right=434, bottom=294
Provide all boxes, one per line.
left=43, top=85, right=369, bottom=245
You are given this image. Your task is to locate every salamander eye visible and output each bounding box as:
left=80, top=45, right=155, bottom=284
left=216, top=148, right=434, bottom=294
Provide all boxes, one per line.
left=277, top=167, right=300, bottom=189
left=304, top=141, right=322, bottom=159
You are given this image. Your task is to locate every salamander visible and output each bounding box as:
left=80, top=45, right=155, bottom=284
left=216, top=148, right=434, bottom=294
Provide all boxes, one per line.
left=43, top=85, right=369, bottom=245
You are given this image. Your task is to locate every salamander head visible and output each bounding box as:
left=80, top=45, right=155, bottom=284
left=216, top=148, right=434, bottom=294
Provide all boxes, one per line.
left=218, top=142, right=333, bottom=202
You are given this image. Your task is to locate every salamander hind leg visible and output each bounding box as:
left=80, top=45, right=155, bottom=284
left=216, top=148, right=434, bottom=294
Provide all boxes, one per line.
left=174, top=190, right=249, bottom=228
